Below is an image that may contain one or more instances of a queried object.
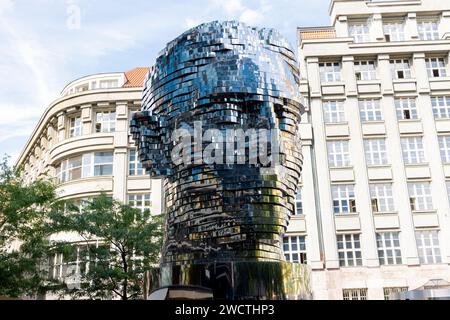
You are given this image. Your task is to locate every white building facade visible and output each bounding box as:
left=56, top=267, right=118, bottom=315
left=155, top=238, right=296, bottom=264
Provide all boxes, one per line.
left=287, top=0, right=450, bottom=299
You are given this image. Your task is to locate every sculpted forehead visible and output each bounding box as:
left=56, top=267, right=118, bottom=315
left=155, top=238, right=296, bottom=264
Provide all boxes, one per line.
left=142, top=21, right=301, bottom=115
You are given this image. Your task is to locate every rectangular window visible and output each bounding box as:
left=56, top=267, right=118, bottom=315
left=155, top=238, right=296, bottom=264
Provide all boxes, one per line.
left=364, top=139, right=388, bottom=166
left=327, top=140, right=351, bottom=167
left=426, top=58, right=447, bottom=78
left=418, top=19, right=440, bottom=40
left=128, top=194, right=151, bottom=213
left=129, top=149, right=145, bottom=175
left=415, top=230, right=442, bottom=264
left=395, top=98, right=418, bottom=120
left=408, top=182, right=433, bottom=211
left=343, top=288, right=367, bottom=300
left=401, top=137, right=425, bottom=164
left=56, top=155, right=82, bottom=183
left=438, top=136, right=450, bottom=163
left=99, top=80, right=119, bottom=89
left=323, top=101, right=345, bottom=123
left=348, top=22, right=370, bottom=43
left=447, top=181, right=450, bottom=205
left=354, top=60, right=377, bottom=80
left=295, top=188, right=303, bottom=215
left=390, top=59, right=412, bottom=79
left=370, top=184, right=395, bottom=213
left=384, top=287, right=408, bottom=300
left=337, top=234, right=362, bottom=267
left=80, top=152, right=113, bottom=178
left=332, top=185, right=356, bottom=214
left=95, top=111, right=116, bottom=133
left=359, top=99, right=382, bottom=121
left=376, top=232, right=402, bottom=265
left=68, top=116, right=82, bottom=138
left=319, top=62, right=341, bottom=82
left=383, top=20, right=405, bottom=42
left=431, top=96, right=450, bottom=119
left=283, top=236, right=307, bottom=264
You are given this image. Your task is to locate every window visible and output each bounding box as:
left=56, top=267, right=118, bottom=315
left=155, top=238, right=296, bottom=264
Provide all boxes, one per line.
left=294, top=188, right=303, bottom=215
left=327, top=140, right=351, bottom=167
left=390, top=59, right=412, bottom=79
left=348, top=22, right=370, bottom=43
left=323, top=101, right=346, bottom=123
left=56, top=152, right=113, bottom=183
left=354, top=60, right=377, bottom=80
left=343, top=288, right=367, bottom=300
left=395, top=98, right=418, bottom=120
left=408, top=182, right=433, bottom=211
left=383, top=20, right=405, bottom=42
left=319, top=62, right=341, bottom=82
left=401, top=137, right=425, bottom=164
left=128, top=194, right=151, bottom=213
left=95, top=111, right=116, bottom=133
left=332, top=185, right=356, bottom=214
left=68, top=115, right=82, bottom=138
left=129, top=149, right=144, bottom=175
left=439, top=136, right=450, bottom=163
left=283, top=236, right=307, bottom=264
left=337, top=234, right=362, bottom=266
left=99, top=80, right=119, bottom=89
left=49, top=242, right=104, bottom=281
left=418, top=19, right=439, bottom=40
left=426, top=58, right=447, bottom=78
left=376, top=232, right=402, bottom=265
left=364, top=139, right=388, bottom=166
left=359, top=99, right=382, bottom=121
left=370, top=184, right=395, bottom=213
left=431, top=96, right=450, bottom=119
left=415, top=230, right=442, bottom=264
left=56, top=155, right=82, bottom=183
left=384, top=287, right=408, bottom=300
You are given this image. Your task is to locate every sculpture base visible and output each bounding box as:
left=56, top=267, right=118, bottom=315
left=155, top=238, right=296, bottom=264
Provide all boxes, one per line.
left=149, top=261, right=311, bottom=300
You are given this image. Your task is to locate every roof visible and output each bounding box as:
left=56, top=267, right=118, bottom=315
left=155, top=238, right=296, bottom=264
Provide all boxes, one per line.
left=299, top=27, right=336, bottom=41
left=123, top=67, right=150, bottom=88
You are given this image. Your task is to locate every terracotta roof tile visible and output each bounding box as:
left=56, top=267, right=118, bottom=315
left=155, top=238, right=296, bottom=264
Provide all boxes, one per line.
left=123, top=67, right=149, bottom=88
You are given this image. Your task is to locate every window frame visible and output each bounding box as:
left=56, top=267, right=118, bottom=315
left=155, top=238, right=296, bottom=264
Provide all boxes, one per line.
left=395, top=98, right=418, bottom=120
left=354, top=60, right=377, bottom=81
left=431, top=96, right=450, bottom=119
left=348, top=21, right=370, bottom=43
left=128, top=149, right=145, bottom=176
left=408, top=182, right=433, bottom=211
left=426, top=57, right=447, bottom=78
left=323, top=100, right=346, bottom=123
left=68, top=115, right=82, bottom=138
left=364, top=138, right=388, bottom=166
left=327, top=140, right=351, bottom=168
left=438, top=135, right=450, bottom=164
left=390, top=59, right=412, bottom=80
left=319, top=62, right=342, bottom=83
left=370, top=183, right=395, bottom=213
left=95, top=110, right=116, bottom=133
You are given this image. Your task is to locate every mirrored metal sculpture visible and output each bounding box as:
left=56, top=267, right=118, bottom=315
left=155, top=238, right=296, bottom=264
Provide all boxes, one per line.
left=131, top=21, right=310, bottom=299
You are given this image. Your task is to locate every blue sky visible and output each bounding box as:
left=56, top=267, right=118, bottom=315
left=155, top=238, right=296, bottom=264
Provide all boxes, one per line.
left=0, top=0, right=330, bottom=163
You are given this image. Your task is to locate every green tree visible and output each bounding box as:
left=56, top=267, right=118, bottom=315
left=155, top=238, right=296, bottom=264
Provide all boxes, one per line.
left=0, top=157, right=60, bottom=298
left=49, top=194, right=163, bottom=300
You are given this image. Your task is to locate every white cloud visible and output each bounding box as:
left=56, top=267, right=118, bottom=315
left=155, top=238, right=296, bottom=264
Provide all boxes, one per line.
left=0, top=0, right=14, bottom=15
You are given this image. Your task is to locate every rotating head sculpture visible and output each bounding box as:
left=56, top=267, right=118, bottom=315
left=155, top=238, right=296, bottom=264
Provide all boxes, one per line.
left=131, top=21, right=304, bottom=268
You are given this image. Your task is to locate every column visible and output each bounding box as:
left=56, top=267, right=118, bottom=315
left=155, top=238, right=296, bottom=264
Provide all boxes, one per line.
left=439, top=11, right=450, bottom=40
left=335, top=16, right=348, bottom=38
left=300, top=122, right=323, bottom=271
left=112, top=102, right=130, bottom=203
